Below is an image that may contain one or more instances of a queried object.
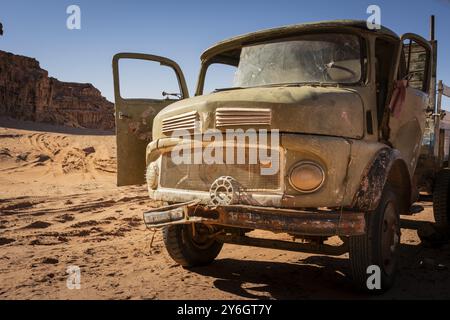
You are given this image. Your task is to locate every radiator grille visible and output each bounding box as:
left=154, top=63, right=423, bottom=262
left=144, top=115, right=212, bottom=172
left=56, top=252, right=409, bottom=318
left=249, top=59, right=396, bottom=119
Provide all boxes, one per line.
left=215, top=108, right=272, bottom=127
left=159, top=147, right=280, bottom=191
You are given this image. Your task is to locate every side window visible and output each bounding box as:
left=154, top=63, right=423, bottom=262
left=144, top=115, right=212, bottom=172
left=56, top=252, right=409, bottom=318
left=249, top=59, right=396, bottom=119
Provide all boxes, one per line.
left=203, top=63, right=238, bottom=94
left=118, top=59, right=181, bottom=100
left=402, top=39, right=430, bottom=92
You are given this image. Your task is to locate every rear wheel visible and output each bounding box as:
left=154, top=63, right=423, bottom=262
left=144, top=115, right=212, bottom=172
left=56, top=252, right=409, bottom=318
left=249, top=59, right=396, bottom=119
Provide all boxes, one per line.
left=162, top=223, right=223, bottom=267
left=433, top=168, right=450, bottom=231
left=349, top=185, right=400, bottom=292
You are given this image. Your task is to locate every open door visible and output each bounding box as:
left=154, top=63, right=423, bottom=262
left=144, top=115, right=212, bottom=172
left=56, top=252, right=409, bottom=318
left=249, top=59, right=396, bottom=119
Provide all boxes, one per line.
left=387, top=34, right=431, bottom=173
left=112, top=53, right=188, bottom=186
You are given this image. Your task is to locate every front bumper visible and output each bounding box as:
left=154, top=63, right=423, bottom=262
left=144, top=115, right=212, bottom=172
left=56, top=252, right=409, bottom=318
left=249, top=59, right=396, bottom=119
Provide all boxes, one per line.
left=143, top=201, right=365, bottom=236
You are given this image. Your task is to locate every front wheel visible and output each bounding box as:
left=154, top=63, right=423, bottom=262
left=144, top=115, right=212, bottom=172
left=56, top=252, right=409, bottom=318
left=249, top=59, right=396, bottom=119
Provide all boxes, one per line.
left=162, top=223, right=223, bottom=267
left=349, top=185, right=401, bottom=292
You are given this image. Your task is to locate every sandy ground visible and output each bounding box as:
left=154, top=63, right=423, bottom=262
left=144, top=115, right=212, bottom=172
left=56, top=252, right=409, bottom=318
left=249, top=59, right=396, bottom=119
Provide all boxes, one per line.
left=1, top=116, right=450, bottom=300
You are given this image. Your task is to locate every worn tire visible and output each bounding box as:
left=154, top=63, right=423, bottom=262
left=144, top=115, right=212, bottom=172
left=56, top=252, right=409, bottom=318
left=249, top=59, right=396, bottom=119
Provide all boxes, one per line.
left=433, top=168, right=450, bottom=230
left=162, top=224, right=223, bottom=267
left=349, top=185, right=400, bottom=292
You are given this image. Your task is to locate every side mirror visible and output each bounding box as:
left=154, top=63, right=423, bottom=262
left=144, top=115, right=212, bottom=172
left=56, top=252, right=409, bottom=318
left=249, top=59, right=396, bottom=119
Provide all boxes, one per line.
left=162, top=91, right=182, bottom=99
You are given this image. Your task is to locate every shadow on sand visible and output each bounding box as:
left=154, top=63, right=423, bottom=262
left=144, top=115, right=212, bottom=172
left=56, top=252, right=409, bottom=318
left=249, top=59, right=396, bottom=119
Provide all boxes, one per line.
left=188, top=218, right=450, bottom=299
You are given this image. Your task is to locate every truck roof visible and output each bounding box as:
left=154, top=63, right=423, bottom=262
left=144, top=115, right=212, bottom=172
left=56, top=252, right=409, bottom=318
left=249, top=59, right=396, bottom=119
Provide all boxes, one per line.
left=201, top=20, right=399, bottom=61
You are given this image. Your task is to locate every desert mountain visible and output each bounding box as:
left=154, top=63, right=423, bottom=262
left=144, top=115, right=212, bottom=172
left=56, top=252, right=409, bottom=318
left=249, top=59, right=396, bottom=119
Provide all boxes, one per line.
left=0, top=50, right=114, bottom=130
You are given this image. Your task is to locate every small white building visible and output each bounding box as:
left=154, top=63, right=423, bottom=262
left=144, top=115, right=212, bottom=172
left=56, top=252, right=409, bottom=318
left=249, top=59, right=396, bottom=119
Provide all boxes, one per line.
left=441, top=113, right=450, bottom=160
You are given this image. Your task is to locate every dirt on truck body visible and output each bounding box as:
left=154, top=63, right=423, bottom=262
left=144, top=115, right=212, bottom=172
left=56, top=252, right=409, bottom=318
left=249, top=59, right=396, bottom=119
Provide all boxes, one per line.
left=112, top=19, right=450, bottom=292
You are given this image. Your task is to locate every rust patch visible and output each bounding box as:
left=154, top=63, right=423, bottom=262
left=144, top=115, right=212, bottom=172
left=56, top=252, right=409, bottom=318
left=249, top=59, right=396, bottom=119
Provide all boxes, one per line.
left=126, top=106, right=159, bottom=140
left=188, top=204, right=365, bottom=236
left=352, top=148, right=395, bottom=211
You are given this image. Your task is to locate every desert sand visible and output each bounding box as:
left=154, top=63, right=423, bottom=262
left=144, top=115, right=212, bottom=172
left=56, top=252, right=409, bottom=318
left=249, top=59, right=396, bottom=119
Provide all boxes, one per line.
left=1, top=116, right=450, bottom=299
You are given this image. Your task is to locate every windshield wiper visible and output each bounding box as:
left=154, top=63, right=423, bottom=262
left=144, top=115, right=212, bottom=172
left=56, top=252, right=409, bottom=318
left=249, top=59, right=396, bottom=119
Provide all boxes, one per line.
left=323, top=61, right=356, bottom=77
left=214, top=87, right=245, bottom=92
left=261, top=82, right=338, bottom=88
left=214, top=82, right=338, bottom=93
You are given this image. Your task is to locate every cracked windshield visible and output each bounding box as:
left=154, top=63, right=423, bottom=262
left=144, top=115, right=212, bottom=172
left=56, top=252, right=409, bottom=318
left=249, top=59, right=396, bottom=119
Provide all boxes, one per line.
left=233, top=33, right=363, bottom=87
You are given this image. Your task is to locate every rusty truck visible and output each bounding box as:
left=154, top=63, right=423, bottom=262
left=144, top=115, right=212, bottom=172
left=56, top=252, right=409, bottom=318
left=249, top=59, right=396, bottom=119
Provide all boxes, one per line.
left=112, top=18, right=449, bottom=291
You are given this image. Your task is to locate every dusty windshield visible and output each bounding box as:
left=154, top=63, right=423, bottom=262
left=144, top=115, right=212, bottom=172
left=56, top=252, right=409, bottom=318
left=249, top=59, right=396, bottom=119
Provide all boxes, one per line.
left=233, top=33, right=363, bottom=87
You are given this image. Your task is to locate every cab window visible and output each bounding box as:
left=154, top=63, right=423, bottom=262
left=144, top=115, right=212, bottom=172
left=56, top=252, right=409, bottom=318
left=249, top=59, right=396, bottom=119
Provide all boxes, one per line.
left=400, top=39, right=431, bottom=92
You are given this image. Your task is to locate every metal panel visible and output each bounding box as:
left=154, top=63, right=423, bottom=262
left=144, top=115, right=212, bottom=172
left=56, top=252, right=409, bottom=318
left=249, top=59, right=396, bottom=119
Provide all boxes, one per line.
left=443, top=83, right=450, bottom=98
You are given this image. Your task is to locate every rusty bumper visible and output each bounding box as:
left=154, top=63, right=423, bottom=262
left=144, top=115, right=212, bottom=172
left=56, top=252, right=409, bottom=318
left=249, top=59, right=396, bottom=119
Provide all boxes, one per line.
left=143, top=201, right=365, bottom=236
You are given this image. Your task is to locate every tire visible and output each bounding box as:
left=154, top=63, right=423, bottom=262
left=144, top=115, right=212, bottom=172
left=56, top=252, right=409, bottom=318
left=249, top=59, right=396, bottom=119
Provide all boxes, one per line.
left=349, top=185, right=401, bottom=292
left=162, top=224, right=223, bottom=267
left=433, top=168, right=450, bottom=230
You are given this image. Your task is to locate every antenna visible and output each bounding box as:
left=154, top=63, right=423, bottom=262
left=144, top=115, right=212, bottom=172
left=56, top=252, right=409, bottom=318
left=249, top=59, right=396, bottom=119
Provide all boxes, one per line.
left=430, top=14, right=438, bottom=115
left=430, top=15, right=440, bottom=159
left=430, top=15, right=435, bottom=41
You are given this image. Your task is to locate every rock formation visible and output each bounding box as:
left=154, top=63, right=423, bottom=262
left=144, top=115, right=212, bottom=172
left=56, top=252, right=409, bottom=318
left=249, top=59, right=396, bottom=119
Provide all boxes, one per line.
left=0, top=50, right=114, bottom=130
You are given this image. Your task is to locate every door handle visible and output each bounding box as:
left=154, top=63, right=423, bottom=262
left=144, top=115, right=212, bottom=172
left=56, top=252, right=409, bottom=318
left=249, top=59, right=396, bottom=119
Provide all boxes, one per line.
left=118, top=112, right=131, bottom=120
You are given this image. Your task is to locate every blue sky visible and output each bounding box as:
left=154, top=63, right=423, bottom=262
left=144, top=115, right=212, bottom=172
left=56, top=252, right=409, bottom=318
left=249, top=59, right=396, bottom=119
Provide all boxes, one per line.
left=1, top=0, right=450, bottom=107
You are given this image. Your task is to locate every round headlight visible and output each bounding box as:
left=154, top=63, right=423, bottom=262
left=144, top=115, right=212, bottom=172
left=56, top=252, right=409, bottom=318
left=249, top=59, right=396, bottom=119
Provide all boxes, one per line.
left=289, top=162, right=325, bottom=193
left=146, top=161, right=159, bottom=190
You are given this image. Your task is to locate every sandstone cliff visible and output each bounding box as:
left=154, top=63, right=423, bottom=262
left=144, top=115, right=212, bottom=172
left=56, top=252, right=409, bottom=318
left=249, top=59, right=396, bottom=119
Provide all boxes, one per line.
left=0, top=50, right=114, bottom=130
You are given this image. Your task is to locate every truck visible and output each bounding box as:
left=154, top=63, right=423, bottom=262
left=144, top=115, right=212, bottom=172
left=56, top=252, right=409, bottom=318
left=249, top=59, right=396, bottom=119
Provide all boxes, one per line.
left=112, top=18, right=449, bottom=292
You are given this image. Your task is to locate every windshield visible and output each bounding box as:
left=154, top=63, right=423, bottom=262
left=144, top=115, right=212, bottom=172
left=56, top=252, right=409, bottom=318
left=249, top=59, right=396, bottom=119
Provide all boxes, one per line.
left=203, top=33, right=364, bottom=92
left=235, top=34, right=362, bottom=87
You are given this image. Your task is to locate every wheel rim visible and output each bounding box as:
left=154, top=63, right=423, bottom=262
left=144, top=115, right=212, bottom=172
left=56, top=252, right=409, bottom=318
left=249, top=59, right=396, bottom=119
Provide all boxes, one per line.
left=186, top=224, right=216, bottom=250
left=381, top=201, right=400, bottom=276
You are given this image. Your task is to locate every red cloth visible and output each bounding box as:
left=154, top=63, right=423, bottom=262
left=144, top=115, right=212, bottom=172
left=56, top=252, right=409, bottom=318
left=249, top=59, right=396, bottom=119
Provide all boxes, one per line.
left=389, top=80, right=408, bottom=118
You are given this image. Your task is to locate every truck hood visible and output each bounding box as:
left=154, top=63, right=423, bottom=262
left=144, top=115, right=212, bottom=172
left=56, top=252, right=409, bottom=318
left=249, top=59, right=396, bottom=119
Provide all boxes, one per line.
left=152, top=86, right=365, bottom=140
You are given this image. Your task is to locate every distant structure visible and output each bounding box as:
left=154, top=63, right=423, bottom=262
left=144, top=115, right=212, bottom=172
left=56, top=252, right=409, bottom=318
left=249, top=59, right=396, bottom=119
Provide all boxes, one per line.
left=0, top=22, right=3, bottom=36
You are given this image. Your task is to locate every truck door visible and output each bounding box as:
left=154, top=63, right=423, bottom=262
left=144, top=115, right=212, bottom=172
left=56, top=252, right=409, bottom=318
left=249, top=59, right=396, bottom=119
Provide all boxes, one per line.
left=112, top=53, right=188, bottom=186
left=388, top=34, right=432, bottom=174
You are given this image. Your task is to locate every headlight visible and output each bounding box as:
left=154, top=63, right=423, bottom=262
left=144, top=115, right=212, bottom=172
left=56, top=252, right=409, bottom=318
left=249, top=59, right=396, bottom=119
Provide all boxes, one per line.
left=146, top=161, right=159, bottom=190
left=289, top=161, right=325, bottom=193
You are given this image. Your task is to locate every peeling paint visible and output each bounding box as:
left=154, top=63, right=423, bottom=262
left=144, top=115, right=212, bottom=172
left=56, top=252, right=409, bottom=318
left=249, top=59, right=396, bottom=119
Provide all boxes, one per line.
left=352, top=148, right=396, bottom=211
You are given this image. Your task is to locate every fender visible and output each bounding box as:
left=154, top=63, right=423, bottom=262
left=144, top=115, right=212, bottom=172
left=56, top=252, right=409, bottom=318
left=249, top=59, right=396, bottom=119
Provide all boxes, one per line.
left=352, top=148, right=409, bottom=211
